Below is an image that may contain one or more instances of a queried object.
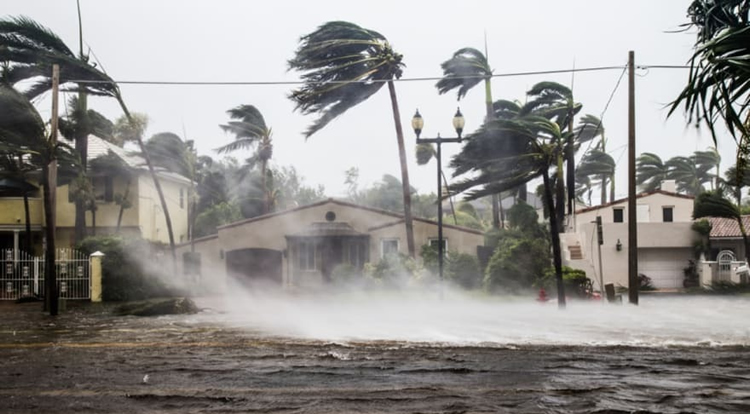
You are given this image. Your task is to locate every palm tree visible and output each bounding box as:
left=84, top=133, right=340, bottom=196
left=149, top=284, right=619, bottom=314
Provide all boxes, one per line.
left=0, top=84, right=80, bottom=315
left=636, top=153, right=669, bottom=192
left=524, top=82, right=582, bottom=219
left=670, top=0, right=750, bottom=144
left=723, top=163, right=750, bottom=203
left=0, top=16, right=178, bottom=261
left=415, top=143, right=458, bottom=225
left=216, top=105, right=273, bottom=214
left=435, top=47, right=504, bottom=227
left=450, top=115, right=569, bottom=307
left=694, top=147, right=721, bottom=189
left=574, top=114, right=609, bottom=203
left=666, top=155, right=713, bottom=195
left=288, top=21, right=417, bottom=257
left=88, top=151, right=134, bottom=233
left=694, top=190, right=750, bottom=261
left=576, top=149, right=616, bottom=204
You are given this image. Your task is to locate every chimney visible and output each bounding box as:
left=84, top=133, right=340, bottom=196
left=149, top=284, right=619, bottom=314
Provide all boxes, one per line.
left=660, top=180, right=677, bottom=193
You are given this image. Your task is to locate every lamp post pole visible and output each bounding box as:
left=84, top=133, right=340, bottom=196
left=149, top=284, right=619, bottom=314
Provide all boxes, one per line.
left=412, top=109, right=464, bottom=286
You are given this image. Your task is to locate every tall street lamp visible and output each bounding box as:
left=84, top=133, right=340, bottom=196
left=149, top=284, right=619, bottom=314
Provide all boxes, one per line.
left=411, top=108, right=465, bottom=287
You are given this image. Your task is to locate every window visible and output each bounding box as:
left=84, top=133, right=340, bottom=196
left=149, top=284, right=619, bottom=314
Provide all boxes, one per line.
left=381, top=239, right=399, bottom=258
left=298, top=241, right=315, bottom=271
left=92, top=176, right=114, bottom=202
left=345, top=241, right=366, bottom=269
left=613, top=208, right=624, bottom=223
left=179, top=188, right=184, bottom=209
left=429, top=238, right=448, bottom=252
left=662, top=207, right=674, bottom=222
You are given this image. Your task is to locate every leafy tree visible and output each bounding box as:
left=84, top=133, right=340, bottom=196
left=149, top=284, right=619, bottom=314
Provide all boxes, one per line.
left=216, top=105, right=274, bottom=214
left=694, top=190, right=750, bottom=260
left=193, top=202, right=242, bottom=237
left=288, top=21, right=416, bottom=257
left=272, top=165, right=326, bottom=209
left=89, top=151, right=135, bottom=233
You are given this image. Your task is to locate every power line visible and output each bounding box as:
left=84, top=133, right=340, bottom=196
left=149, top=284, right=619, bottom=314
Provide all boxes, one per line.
left=69, top=65, right=630, bottom=86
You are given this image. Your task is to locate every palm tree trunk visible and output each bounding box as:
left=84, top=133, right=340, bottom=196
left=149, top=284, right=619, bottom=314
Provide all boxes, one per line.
left=542, top=167, right=566, bottom=309
left=609, top=174, right=615, bottom=204
left=74, top=91, right=89, bottom=243
left=566, top=114, right=576, bottom=215
left=23, top=190, right=31, bottom=253
left=556, top=155, right=566, bottom=232
left=116, top=177, right=131, bottom=233
left=440, top=169, right=458, bottom=225
left=483, top=77, right=503, bottom=228
left=116, top=96, right=176, bottom=263
left=387, top=80, right=415, bottom=258
left=261, top=159, right=268, bottom=214
left=600, top=175, right=608, bottom=204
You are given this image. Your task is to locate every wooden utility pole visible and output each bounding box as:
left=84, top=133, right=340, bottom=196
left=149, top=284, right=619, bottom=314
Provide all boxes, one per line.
left=627, top=51, right=638, bottom=305
left=46, top=64, right=60, bottom=315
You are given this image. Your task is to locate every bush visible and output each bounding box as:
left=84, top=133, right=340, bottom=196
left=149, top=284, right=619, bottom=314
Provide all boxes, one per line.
left=446, top=253, right=482, bottom=289
left=363, top=254, right=422, bottom=288
left=77, top=235, right=179, bottom=301
left=541, top=266, right=592, bottom=298
left=484, top=232, right=550, bottom=293
left=702, top=281, right=750, bottom=295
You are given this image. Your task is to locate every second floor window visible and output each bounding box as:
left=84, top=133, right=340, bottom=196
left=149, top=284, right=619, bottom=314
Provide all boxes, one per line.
left=663, top=206, right=674, bottom=222
left=613, top=208, right=624, bottom=223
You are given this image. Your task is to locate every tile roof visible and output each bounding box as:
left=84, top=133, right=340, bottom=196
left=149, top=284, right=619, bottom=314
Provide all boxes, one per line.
left=707, top=216, right=750, bottom=239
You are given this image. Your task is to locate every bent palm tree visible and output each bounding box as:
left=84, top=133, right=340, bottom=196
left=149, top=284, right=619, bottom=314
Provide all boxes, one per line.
left=636, top=153, right=668, bottom=192
left=436, top=47, right=505, bottom=225
left=449, top=115, right=569, bottom=308
left=0, top=15, right=178, bottom=261
left=577, top=149, right=616, bottom=204
left=216, top=105, right=273, bottom=214
left=288, top=21, right=416, bottom=257
left=666, top=155, right=713, bottom=195
left=574, top=114, right=609, bottom=203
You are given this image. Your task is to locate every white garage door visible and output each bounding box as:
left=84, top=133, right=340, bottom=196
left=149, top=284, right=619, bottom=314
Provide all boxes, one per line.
left=638, top=248, right=692, bottom=289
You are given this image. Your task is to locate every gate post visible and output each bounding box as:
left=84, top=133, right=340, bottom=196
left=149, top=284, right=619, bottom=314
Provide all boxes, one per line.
left=90, top=251, right=104, bottom=302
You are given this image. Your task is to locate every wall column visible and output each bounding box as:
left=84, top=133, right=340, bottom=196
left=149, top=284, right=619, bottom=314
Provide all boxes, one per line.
left=90, top=251, right=104, bottom=302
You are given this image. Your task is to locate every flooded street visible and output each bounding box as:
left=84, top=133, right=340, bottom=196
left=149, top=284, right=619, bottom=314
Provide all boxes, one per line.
left=2, top=295, right=750, bottom=413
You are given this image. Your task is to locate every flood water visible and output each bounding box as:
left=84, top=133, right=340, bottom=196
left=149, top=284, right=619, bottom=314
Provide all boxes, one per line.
left=2, top=294, right=750, bottom=413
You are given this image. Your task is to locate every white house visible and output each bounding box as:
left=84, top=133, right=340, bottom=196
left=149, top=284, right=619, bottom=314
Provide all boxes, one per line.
left=561, top=181, right=696, bottom=290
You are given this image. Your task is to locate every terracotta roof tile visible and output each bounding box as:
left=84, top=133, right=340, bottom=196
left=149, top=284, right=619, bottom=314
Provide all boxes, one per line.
left=707, top=216, right=750, bottom=239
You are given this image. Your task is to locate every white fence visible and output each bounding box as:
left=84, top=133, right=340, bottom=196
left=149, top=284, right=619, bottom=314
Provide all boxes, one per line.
left=0, top=248, right=91, bottom=300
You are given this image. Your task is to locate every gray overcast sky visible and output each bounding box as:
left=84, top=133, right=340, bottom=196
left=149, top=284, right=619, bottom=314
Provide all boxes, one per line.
left=4, top=0, right=733, bottom=199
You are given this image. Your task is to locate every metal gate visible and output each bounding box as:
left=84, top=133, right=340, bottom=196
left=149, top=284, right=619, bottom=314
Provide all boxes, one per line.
left=716, top=250, right=736, bottom=282
left=0, top=248, right=91, bottom=300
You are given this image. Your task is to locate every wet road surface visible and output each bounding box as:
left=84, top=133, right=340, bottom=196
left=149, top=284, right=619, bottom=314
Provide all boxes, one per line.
left=2, top=300, right=750, bottom=413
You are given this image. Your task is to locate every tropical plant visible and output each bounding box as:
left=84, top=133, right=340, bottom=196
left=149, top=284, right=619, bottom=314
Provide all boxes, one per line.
left=88, top=151, right=134, bottom=233
left=288, top=21, right=416, bottom=257
left=0, top=16, right=178, bottom=261
left=636, top=152, right=668, bottom=192
left=524, top=81, right=582, bottom=219
left=723, top=163, right=750, bottom=203
left=216, top=105, right=274, bottom=214
left=574, top=114, right=610, bottom=203
left=670, top=0, right=750, bottom=145
left=666, top=155, right=713, bottom=195
left=436, top=46, right=504, bottom=226
left=694, top=190, right=750, bottom=260
left=415, top=142, right=458, bottom=224
left=449, top=115, right=569, bottom=306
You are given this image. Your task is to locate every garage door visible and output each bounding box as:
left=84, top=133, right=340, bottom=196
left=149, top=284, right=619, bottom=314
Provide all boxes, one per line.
left=638, top=248, right=691, bottom=289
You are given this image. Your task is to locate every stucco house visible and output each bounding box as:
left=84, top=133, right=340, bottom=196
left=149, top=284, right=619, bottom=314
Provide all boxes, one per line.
left=0, top=135, right=191, bottom=253
left=561, top=181, right=696, bottom=290
left=175, top=198, right=485, bottom=291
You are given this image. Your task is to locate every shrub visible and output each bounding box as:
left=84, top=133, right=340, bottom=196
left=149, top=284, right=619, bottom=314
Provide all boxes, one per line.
left=77, top=235, right=178, bottom=301
left=364, top=254, right=422, bottom=288
left=484, top=233, right=550, bottom=293
left=541, top=266, right=592, bottom=298
left=446, top=252, right=482, bottom=289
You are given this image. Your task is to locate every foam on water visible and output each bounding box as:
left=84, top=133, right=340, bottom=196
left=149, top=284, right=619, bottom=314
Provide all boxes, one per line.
left=200, top=289, right=750, bottom=347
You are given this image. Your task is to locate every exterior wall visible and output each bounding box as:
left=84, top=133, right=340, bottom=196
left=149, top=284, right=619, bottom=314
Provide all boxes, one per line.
left=565, top=193, right=696, bottom=290
left=368, top=220, right=483, bottom=260
left=0, top=197, right=44, bottom=227
left=575, top=192, right=693, bottom=226
left=174, top=236, right=225, bottom=294
left=56, top=175, right=140, bottom=230
left=137, top=174, right=190, bottom=245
